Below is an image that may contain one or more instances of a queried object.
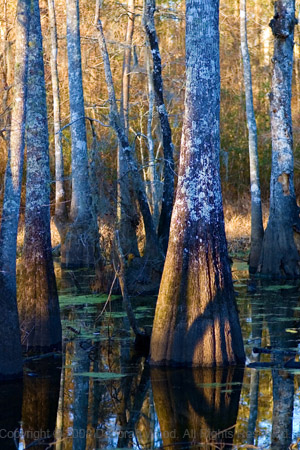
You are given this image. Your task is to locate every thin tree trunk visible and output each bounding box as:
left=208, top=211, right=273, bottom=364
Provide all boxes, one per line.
left=118, top=0, right=140, bottom=257
left=64, top=0, right=100, bottom=268
left=48, top=0, right=67, bottom=224
left=240, top=0, right=264, bottom=274
left=150, top=0, right=245, bottom=367
left=0, top=0, right=30, bottom=379
left=258, top=0, right=299, bottom=278
left=143, top=0, right=174, bottom=254
left=18, top=0, right=62, bottom=352
left=96, top=17, right=161, bottom=260
left=146, top=45, right=160, bottom=229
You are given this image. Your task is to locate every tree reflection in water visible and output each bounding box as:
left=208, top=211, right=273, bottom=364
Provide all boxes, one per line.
left=151, top=366, right=244, bottom=449
left=21, top=356, right=61, bottom=449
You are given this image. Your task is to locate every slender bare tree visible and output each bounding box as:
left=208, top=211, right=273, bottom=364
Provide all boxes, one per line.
left=240, top=0, right=264, bottom=273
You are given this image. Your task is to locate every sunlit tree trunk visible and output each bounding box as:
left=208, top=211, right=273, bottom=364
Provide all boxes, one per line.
left=240, top=0, right=264, bottom=274
left=150, top=0, right=245, bottom=367
left=0, top=0, right=12, bottom=146
left=0, top=0, right=30, bottom=379
left=64, top=0, right=99, bottom=268
left=258, top=0, right=299, bottom=278
left=18, top=0, right=62, bottom=352
left=143, top=0, right=174, bottom=254
left=118, top=0, right=140, bottom=257
left=48, top=0, right=67, bottom=225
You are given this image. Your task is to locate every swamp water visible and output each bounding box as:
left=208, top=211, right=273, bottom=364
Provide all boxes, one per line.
left=1, top=260, right=300, bottom=449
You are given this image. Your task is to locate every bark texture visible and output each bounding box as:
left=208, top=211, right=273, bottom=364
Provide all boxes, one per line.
left=118, top=0, right=140, bottom=257
left=143, top=0, right=174, bottom=254
left=240, top=0, right=264, bottom=273
left=64, top=0, right=99, bottom=268
left=48, top=0, right=67, bottom=223
left=150, top=0, right=245, bottom=367
left=258, top=0, right=299, bottom=278
left=96, top=18, right=161, bottom=260
left=18, top=0, right=62, bottom=352
left=0, top=0, right=30, bottom=379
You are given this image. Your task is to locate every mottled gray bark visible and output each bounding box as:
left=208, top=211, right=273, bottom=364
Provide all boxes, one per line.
left=0, top=0, right=30, bottom=379
left=143, top=0, right=174, bottom=254
left=64, top=0, right=100, bottom=268
left=48, top=0, right=67, bottom=223
left=150, top=0, right=245, bottom=366
left=118, top=0, right=140, bottom=257
left=18, top=0, right=61, bottom=352
left=258, top=0, right=299, bottom=278
left=240, top=0, right=264, bottom=274
left=96, top=18, right=161, bottom=259
left=146, top=46, right=160, bottom=229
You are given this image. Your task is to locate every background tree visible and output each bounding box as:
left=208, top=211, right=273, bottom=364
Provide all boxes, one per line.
left=18, top=0, right=62, bottom=352
left=240, top=0, right=264, bottom=273
left=0, top=0, right=29, bottom=379
left=150, top=0, right=245, bottom=366
left=117, top=0, right=140, bottom=258
left=62, top=0, right=100, bottom=269
left=48, top=0, right=67, bottom=225
left=96, top=15, right=162, bottom=261
left=258, top=0, right=299, bottom=278
left=143, top=0, right=175, bottom=254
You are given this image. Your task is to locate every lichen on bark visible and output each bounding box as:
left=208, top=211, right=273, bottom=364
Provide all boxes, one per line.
left=150, top=0, right=245, bottom=367
left=258, top=0, right=300, bottom=279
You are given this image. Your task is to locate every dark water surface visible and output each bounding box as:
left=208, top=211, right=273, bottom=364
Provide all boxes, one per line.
left=2, top=260, right=300, bottom=449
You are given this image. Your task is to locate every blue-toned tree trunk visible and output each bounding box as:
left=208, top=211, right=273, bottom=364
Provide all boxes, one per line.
left=18, top=0, right=61, bottom=352
left=258, top=0, right=299, bottom=278
left=0, top=0, right=30, bottom=379
left=63, top=0, right=100, bottom=268
left=150, top=0, right=245, bottom=366
left=143, top=0, right=175, bottom=254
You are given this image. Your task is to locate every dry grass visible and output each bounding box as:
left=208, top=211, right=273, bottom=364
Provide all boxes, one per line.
left=17, top=198, right=269, bottom=260
left=224, top=198, right=269, bottom=257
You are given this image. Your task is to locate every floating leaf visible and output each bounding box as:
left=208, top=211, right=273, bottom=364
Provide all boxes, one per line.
left=262, top=285, right=296, bottom=292
left=197, top=382, right=242, bottom=388
left=59, top=294, right=118, bottom=307
left=74, top=371, right=127, bottom=380
left=233, top=262, right=249, bottom=272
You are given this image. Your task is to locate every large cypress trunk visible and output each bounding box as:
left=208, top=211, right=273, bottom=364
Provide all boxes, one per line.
left=258, top=0, right=299, bottom=278
left=150, top=0, right=245, bottom=367
left=0, top=0, right=30, bottom=379
left=18, top=0, right=62, bottom=352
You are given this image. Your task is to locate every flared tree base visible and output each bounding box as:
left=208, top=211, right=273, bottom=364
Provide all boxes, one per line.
left=258, top=219, right=300, bottom=279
